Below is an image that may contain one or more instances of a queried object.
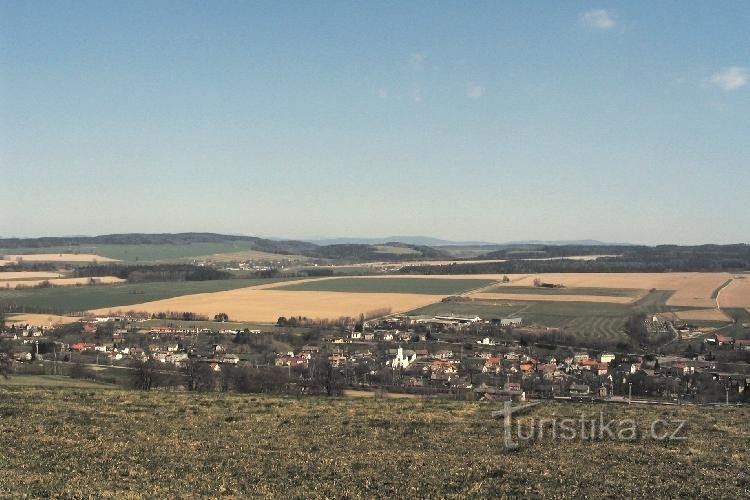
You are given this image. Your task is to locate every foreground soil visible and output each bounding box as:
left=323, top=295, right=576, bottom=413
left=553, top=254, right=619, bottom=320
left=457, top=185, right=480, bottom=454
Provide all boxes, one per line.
left=0, top=385, right=747, bottom=497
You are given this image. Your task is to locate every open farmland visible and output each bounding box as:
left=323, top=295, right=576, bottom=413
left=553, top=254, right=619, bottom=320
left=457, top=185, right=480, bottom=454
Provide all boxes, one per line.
left=488, top=272, right=732, bottom=308
left=0, top=253, right=118, bottom=263
left=410, top=290, right=678, bottom=343
left=91, top=288, right=440, bottom=323
left=0, top=242, right=268, bottom=264
left=0, top=271, right=65, bottom=282
left=718, top=276, right=750, bottom=308
left=0, top=278, right=296, bottom=314
left=0, top=386, right=747, bottom=497
left=469, top=292, right=638, bottom=304
left=5, top=313, right=81, bottom=327
left=276, top=277, right=496, bottom=295
left=673, top=309, right=731, bottom=322
left=0, top=276, right=125, bottom=290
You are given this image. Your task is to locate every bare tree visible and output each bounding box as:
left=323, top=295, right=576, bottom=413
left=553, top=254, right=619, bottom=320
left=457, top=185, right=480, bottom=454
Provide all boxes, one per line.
left=133, top=358, right=158, bottom=390
left=0, top=342, right=13, bottom=379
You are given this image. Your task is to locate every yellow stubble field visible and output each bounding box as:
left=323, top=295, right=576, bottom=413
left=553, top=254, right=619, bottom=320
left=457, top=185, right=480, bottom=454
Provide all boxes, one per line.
left=718, top=276, right=750, bottom=308
left=6, top=314, right=81, bottom=327
left=0, top=253, right=117, bottom=263
left=492, top=272, right=731, bottom=308
left=92, top=288, right=441, bottom=323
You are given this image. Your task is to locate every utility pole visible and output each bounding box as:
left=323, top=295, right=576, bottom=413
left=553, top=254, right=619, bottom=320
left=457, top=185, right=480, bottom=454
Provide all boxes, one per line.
left=628, top=382, right=632, bottom=404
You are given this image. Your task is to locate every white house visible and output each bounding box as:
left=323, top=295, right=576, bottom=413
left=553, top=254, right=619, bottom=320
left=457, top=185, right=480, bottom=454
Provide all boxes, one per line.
left=599, top=353, right=616, bottom=364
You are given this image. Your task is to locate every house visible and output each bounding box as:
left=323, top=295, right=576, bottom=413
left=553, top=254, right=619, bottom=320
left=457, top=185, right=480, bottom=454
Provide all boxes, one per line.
left=715, top=335, right=735, bottom=346
left=434, top=314, right=482, bottom=324
left=537, top=363, right=557, bottom=379
left=669, top=362, right=694, bottom=376
left=328, top=354, right=347, bottom=367
left=579, top=359, right=599, bottom=371
left=734, top=339, right=750, bottom=351
left=70, top=342, right=95, bottom=352
left=222, top=354, right=239, bottom=365
left=474, top=385, right=525, bottom=402
left=569, top=383, right=591, bottom=396
left=432, top=360, right=458, bottom=375
left=598, top=353, right=616, bottom=364
left=478, top=337, right=495, bottom=345
left=500, top=317, right=523, bottom=327
left=573, top=352, right=590, bottom=363
left=483, top=356, right=502, bottom=373
left=594, top=363, right=609, bottom=376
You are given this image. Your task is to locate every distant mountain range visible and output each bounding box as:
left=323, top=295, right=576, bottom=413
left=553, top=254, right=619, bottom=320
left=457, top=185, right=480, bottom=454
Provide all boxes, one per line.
left=305, top=236, right=630, bottom=247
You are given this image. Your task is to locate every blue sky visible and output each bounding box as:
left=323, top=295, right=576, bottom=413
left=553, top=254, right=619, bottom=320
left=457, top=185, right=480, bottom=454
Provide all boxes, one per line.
left=1, top=1, right=748, bottom=244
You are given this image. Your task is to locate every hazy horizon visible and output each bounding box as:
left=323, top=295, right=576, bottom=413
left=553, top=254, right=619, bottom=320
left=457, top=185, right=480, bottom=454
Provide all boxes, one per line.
left=0, top=229, right=746, bottom=248
left=2, top=2, right=748, bottom=245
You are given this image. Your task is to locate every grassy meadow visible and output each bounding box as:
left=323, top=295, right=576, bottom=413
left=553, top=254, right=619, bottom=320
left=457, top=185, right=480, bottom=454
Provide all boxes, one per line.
left=0, top=383, right=747, bottom=497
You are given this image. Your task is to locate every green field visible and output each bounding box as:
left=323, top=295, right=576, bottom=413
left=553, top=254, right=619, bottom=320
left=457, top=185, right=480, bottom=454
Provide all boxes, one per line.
left=0, top=278, right=295, bottom=314
left=0, top=242, right=264, bottom=263
left=0, top=385, right=746, bottom=497
left=276, top=277, right=496, bottom=295
left=411, top=291, right=678, bottom=342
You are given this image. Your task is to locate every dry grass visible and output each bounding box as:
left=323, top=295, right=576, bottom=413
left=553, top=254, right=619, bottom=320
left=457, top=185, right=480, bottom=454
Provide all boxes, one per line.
left=6, top=313, right=80, bottom=327
left=718, top=276, right=750, bottom=308
left=491, top=273, right=730, bottom=308
left=469, top=292, right=638, bottom=304
left=92, top=288, right=439, bottom=322
left=0, top=276, right=125, bottom=289
left=0, top=271, right=64, bottom=280
left=0, top=387, right=747, bottom=498
left=1, top=253, right=118, bottom=263
left=674, top=309, right=731, bottom=322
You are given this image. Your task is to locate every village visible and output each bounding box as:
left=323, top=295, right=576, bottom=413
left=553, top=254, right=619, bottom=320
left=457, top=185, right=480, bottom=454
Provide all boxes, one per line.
left=2, top=311, right=748, bottom=404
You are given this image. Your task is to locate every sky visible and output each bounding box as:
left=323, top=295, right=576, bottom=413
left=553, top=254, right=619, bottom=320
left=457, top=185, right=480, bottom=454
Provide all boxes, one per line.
left=1, top=1, right=748, bottom=245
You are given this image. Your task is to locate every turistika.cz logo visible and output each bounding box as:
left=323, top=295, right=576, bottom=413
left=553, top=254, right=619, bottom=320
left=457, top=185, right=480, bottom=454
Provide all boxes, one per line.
left=498, top=402, right=688, bottom=449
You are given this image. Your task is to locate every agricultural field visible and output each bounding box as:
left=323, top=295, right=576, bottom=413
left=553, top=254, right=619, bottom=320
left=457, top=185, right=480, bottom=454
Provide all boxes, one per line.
left=0, top=278, right=296, bottom=314
left=91, top=288, right=440, bottom=323
left=492, top=273, right=732, bottom=308
left=5, top=314, right=81, bottom=327
left=85, top=277, right=496, bottom=322
left=0, top=272, right=65, bottom=281
left=718, top=276, right=750, bottom=308
left=0, top=276, right=125, bottom=290
left=0, top=242, right=266, bottom=264
left=0, top=386, right=747, bottom=497
left=0, top=253, right=117, bottom=264
left=276, top=277, right=496, bottom=295
left=470, top=292, right=638, bottom=304
left=411, top=291, right=678, bottom=343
